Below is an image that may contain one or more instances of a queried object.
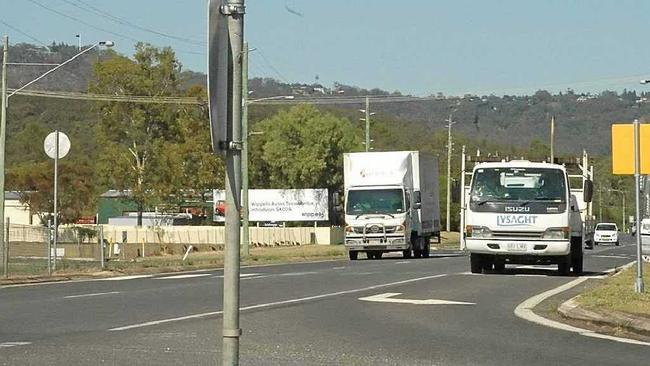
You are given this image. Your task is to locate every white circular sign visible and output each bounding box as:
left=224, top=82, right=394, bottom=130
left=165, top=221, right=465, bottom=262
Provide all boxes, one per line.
left=43, top=131, right=71, bottom=159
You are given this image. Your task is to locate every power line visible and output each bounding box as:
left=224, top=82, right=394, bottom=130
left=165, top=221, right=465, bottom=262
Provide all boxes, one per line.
left=26, top=0, right=205, bottom=57
left=254, top=47, right=289, bottom=83
left=10, top=88, right=204, bottom=104
left=63, top=0, right=205, bottom=46
left=0, top=19, right=50, bottom=48
left=9, top=88, right=439, bottom=105
left=26, top=0, right=140, bottom=42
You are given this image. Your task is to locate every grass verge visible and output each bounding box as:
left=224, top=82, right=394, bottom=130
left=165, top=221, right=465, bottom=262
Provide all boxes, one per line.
left=575, top=262, right=650, bottom=318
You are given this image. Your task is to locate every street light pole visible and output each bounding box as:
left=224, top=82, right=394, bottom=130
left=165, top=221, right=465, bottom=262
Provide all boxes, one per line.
left=0, top=36, right=114, bottom=264
left=241, top=91, right=293, bottom=258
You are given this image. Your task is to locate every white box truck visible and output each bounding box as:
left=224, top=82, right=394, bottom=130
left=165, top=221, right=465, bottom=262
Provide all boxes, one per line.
left=343, top=151, right=441, bottom=260
left=463, top=160, right=592, bottom=274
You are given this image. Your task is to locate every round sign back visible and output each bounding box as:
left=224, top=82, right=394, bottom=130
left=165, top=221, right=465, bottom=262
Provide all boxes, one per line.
left=44, top=131, right=71, bottom=159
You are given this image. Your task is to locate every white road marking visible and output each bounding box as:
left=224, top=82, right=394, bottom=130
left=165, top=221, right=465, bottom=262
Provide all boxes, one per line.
left=64, top=291, right=120, bottom=299
left=211, top=273, right=262, bottom=279
left=0, top=342, right=31, bottom=348
left=359, top=292, right=475, bottom=305
left=515, top=261, right=650, bottom=347
left=100, top=275, right=153, bottom=281
left=395, top=261, right=411, bottom=264
left=157, top=274, right=212, bottom=280
left=332, top=266, right=345, bottom=270
left=109, top=273, right=448, bottom=331
left=593, top=255, right=629, bottom=259
left=278, top=271, right=319, bottom=277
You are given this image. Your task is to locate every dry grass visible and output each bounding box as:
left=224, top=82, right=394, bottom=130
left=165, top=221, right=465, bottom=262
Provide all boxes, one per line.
left=433, top=231, right=461, bottom=250
left=576, top=263, right=650, bottom=318
left=1, top=232, right=462, bottom=282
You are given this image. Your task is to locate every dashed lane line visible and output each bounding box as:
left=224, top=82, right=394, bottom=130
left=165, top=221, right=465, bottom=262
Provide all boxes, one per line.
left=156, top=274, right=212, bottom=280
left=99, top=275, right=153, bottom=281
left=64, top=291, right=120, bottom=299
left=0, top=342, right=31, bottom=349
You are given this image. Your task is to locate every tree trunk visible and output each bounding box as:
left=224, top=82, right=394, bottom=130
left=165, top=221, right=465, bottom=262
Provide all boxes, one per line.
left=137, top=201, right=143, bottom=227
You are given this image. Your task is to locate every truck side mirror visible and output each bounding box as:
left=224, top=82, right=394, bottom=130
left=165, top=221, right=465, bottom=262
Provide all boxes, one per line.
left=451, top=181, right=461, bottom=203
left=413, top=191, right=422, bottom=210
left=583, top=180, right=593, bottom=203
left=413, top=191, right=422, bottom=204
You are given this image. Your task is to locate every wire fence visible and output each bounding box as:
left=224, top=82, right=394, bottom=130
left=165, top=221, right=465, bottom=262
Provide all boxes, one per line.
left=0, top=224, right=342, bottom=279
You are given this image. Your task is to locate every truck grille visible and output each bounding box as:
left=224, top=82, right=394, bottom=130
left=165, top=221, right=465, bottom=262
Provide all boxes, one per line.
left=352, top=226, right=397, bottom=234
left=492, top=231, right=543, bottom=239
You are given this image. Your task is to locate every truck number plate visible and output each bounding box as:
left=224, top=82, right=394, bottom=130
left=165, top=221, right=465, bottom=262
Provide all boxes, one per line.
left=506, top=242, right=527, bottom=252
left=367, top=239, right=381, bottom=245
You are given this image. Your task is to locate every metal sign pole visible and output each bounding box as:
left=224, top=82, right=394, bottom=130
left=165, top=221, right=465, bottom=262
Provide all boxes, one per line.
left=634, top=119, right=645, bottom=293
left=53, top=130, right=59, bottom=271
left=223, top=1, right=245, bottom=365
left=47, top=219, right=51, bottom=275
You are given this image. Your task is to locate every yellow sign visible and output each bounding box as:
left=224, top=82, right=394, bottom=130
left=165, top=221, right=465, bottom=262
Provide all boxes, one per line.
left=611, top=124, right=650, bottom=174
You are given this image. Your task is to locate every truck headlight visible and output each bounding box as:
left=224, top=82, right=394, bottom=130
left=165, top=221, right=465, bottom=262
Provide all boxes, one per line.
left=345, top=226, right=353, bottom=233
left=466, top=226, right=492, bottom=238
left=543, top=227, right=570, bottom=240
left=395, top=221, right=406, bottom=233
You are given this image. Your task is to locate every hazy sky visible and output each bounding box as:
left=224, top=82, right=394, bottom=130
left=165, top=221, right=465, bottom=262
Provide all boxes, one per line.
left=3, top=0, right=650, bottom=96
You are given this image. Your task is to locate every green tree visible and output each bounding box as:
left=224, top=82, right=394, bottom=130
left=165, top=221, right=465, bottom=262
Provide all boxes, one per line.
left=91, top=43, right=184, bottom=226
left=7, top=161, right=95, bottom=225
left=250, top=105, right=362, bottom=193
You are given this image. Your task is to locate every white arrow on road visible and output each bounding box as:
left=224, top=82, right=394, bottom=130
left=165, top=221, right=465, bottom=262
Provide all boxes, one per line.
left=359, top=292, right=475, bottom=305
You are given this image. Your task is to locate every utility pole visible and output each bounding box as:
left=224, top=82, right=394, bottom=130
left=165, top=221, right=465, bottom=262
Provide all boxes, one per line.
left=222, top=0, right=245, bottom=364
left=445, top=115, right=455, bottom=232
left=241, top=42, right=249, bottom=258
left=598, top=187, right=602, bottom=223
left=0, top=35, right=8, bottom=259
left=359, top=97, right=374, bottom=151
left=550, top=115, right=555, bottom=163
left=365, top=97, right=370, bottom=151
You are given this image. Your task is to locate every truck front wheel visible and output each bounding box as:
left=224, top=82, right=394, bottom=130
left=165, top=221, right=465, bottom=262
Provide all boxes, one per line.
left=558, top=256, right=570, bottom=275
left=349, top=251, right=358, bottom=260
left=402, top=249, right=412, bottom=258
left=470, top=253, right=483, bottom=273
left=422, top=238, right=431, bottom=258
left=571, top=237, right=583, bottom=274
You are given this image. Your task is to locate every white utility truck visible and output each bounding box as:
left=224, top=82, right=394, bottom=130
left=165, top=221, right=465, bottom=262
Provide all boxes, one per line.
left=343, top=151, right=441, bottom=260
left=463, top=160, right=592, bottom=274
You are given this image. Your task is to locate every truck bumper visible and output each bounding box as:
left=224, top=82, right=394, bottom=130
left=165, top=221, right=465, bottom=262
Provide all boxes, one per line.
left=465, top=238, right=571, bottom=256
left=345, top=235, right=409, bottom=251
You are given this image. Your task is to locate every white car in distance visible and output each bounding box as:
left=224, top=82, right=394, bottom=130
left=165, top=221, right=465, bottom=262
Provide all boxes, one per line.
left=593, top=223, right=619, bottom=246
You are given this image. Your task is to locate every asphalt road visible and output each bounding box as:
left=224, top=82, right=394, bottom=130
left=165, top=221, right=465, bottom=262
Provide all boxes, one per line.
left=0, top=237, right=647, bottom=365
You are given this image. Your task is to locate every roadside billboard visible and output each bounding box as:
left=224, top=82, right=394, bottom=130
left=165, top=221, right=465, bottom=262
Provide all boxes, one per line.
left=213, top=189, right=329, bottom=222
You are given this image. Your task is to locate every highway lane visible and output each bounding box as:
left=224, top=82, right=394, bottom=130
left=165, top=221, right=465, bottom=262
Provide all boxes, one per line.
left=0, top=238, right=646, bottom=365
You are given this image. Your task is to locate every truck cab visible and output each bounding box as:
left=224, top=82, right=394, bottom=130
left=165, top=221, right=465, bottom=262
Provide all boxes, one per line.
left=345, top=185, right=413, bottom=259
left=343, top=151, right=440, bottom=260
left=464, top=160, right=591, bottom=274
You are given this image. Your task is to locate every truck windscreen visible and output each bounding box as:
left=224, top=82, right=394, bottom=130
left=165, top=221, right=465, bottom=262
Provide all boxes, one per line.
left=470, top=168, right=567, bottom=203
left=346, top=189, right=404, bottom=215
